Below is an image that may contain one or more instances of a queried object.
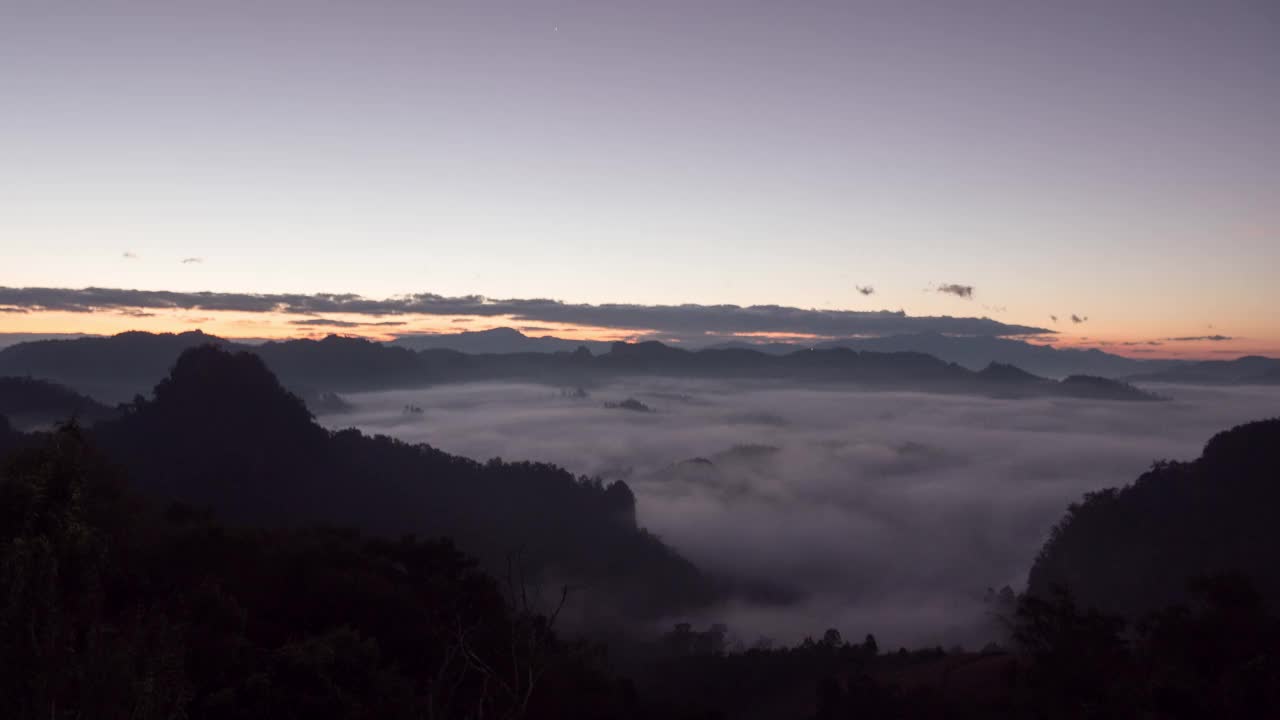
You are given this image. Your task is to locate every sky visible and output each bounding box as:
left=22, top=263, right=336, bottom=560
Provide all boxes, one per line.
left=2, top=0, right=1278, bottom=357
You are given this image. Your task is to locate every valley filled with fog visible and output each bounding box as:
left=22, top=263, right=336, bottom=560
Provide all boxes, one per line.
left=321, top=381, right=1280, bottom=649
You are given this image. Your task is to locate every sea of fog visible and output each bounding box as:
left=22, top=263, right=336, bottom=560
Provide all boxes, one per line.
left=319, top=380, right=1280, bottom=649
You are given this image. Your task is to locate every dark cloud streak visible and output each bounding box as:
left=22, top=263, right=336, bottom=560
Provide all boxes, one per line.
left=0, top=286, right=1054, bottom=337
left=288, top=318, right=409, bottom=328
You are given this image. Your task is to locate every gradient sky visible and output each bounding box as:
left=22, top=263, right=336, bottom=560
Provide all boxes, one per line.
left=2, top=0, right=1278, bottom=357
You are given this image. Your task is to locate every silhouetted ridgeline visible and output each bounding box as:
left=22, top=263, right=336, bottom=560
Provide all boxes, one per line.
left=0, top=330, right=235, bottom=402
left=84, top=346, right=715, bottom=620
left=1028, top=417, right=1280, bottom=617
left=1127, top=355, right=1280, bottom=385
left=717, top=331, right=1184, bottom=378
left=380, top=326, right=1189, bottom=379
left=0, top=376, right=116, bottom=428
left=390, top=326, right=615, bottom=355
left=0, top=330, right=1161, bottom=403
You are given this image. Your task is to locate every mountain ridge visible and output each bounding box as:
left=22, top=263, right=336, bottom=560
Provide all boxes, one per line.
left=0, top=330, right=1161, bottom=403
left=386, top=326, right=1198, bottom=378
left=88, top=344, right=716, bottom=620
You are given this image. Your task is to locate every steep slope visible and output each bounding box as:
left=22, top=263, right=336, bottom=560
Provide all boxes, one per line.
left=92, top=345, right=715, bottom=620
left=1027, top=418, right=1280, bottom=616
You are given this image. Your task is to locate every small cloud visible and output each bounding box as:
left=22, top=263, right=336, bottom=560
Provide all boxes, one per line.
left=122, top=251, right=138, bottom=260
left=290, top=319, right=363, bottom=328
left=936, top=284, right=974, bottom=299
left=451, top=318, right=474, bottom=323
left=0, top=307, right=28, bottom=314
left=520, top=326, right=553, bottom=333
left=1049, top=315, right=1059, bottom=323
left=1070, top=314, right=1087, bottom=324
left=116, top=309, right=156, bottom=318
left=1163, top=335, right=1233, bottom=342
left=856, top=285, right=875, bottom=296
left=181, top=257, right=204, bottom=264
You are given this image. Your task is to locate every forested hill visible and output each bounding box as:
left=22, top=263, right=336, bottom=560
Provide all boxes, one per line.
left=0, top=376, right=116, bottom=428
left=0, top=330, right=236, bottom=402
left=1028, top=417, right=1280, bottom=617
left=0, top=331, right=1158, bottom=403
left=0, top=423, right=647, bottom=719
left=88, top=345, right=717, bottom=621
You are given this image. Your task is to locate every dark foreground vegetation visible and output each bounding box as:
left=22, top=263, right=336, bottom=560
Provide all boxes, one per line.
left=1030, top=417, right=1280, bottom=617
left=0, top=424, right=639, bottom=719
left=1, top=347, right=1277, bottom=718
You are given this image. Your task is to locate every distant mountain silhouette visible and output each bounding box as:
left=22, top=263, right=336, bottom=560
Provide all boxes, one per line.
left=0, top=331, right=1162, bottom=402
left=90, top=345, right=715, bottom=620
left=1127, top=355, right=1280, bottom=385
left=1028, top=417, right=1280, bottom=617
left=1057, top=374, right=1161, bottom=401
left=396, top=328, right=1184, bottom=379
left=0, top=330, right=237, bottom=402
left=716, top=332, right=1188, bottom=378
left=389, top=327, right=613, bottom=355
left=971, top=363, right=1159, bottom=401
left=0, top=376, right=116, bottom=428
left=0, top=332, right=98, bottom=349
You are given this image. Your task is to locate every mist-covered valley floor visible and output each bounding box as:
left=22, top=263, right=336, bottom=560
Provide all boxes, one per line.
left=320, top=380, right=1280, bottom=649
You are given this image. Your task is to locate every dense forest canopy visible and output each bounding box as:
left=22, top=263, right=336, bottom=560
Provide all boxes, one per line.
left=4, top=421, right=1278, bottom=718
left=1028, top=417, right=1280, bottom=617
left=0, top=425, right=644, bottom=719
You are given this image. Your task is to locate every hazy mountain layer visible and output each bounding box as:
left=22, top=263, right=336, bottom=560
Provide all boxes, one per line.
left=0, top=331, right=1160, bottom=404
left=1126, top=355, right=1280, bottom=385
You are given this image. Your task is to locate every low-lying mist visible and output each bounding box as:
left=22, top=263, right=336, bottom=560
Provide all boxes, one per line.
left=319, top=380, right=1280, bottom=649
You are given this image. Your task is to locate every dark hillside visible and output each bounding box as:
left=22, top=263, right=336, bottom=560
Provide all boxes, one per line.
left=92, top=345, right=716, bottom=620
